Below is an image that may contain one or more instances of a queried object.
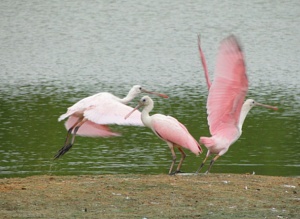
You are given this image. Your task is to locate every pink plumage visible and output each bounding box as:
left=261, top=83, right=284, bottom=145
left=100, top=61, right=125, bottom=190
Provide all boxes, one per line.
left=151, top=115, right=202, bottom=155
left=65, top=116, right=120, bottom=137
left=55, top=85, right=167, bottom=159
left=207, top=36, right=247, bottom=137
left=197, top=35, right=277, bottom=173
left=197, top=35, right=211, bottom=90
left=197, top=35, right=247, bottom=172
left=59, top=92, right=143, bottom=128
left=125, top=95, right=202, bottom=175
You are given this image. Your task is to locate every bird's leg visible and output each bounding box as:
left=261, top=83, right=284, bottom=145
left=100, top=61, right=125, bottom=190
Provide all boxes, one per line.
left=196, top=156, right=208, bottom=174
left=174, top=147, right=186, bottom=174
left=54, top=118, right=86, bottom=159
left=67, top=118, right=87, bottom=148
left=63, top=128, right=73, bottom=147
left=63, top=117, right=83, bottom=147
left=206, top=155, right=220, bottom=174
left=168, top=145, right=177, bottom=175
left=196, top=151, right=211, bottom=174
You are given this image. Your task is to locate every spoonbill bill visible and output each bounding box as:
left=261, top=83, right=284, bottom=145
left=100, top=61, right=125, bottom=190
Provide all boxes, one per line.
left=125, top=96, right=202, bottom=175
left=54, top=85, right=168, bottom=159
left=196, top=35, right=278, bottom=173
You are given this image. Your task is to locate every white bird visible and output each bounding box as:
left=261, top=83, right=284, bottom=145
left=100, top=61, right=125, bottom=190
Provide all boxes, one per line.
left=54, top=85, right=168, bottom=159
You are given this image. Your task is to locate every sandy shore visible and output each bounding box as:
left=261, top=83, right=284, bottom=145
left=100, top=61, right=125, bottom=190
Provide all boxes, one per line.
left=1, top=173, right=299, bottom=218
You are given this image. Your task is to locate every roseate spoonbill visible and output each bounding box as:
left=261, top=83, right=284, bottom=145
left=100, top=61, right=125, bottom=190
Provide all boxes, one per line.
left=196, top=35, right=278, bottom=173
left=54, top=85, right=168, bottom=159
left=125, top=96, right=202, bottom=175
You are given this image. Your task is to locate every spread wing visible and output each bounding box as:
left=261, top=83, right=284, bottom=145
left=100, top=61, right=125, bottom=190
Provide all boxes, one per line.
left=65, top=116, right=121, bottom=137
left=83, top=98, right=144, bottom=126
left=207, top=35, right=248, bottom=136
left=198, top=34, right=211, bottom=90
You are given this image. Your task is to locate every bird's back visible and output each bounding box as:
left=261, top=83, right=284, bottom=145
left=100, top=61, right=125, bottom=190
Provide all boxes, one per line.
left=151, top=114, right=202, bottom=155
left=58, top=92, right=119, bottom=121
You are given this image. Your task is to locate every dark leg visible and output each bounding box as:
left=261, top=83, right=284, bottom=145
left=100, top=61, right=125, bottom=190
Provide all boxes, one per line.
left=68, top=124, right=81, bottom=147
left=63, top=127, right=74, bottom=148
left=54, top=118, right=86, bottom=159
left=206, top=155, right=220, bottom=174
left=196, top=155, right=209, bottom=174
left=63, top=117, right=83, bottom=147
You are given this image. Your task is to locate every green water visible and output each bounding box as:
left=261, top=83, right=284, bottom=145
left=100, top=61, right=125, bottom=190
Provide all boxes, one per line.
left=0, top=86, right=298, bottom=177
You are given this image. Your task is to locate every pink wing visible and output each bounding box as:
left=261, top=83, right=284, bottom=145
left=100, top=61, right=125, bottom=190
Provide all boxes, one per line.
left=83, top=98, right=144, bottom=126
left=198, top=35, right=211, bottom=90
left=207, top=35, right=248, bottom=136
left=151, top=114, right=202, bottom=155
left=59, top=92, right=143, bottom=126
left=65, top=116, right=120, bottom=137
left=58, top=92, right=115, bottom=121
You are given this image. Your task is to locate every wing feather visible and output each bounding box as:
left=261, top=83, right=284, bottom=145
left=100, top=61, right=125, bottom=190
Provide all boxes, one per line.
left=59, top=92, right=143, bottom=126
left=65, top=116, right=120, bottom=137
left=58, top=92, right=115, bottom=121
left=151, top=115, right=202, bottom=155
left=207, top=35, right=248, bottom=136
left=83, top=99, right=144, bottom=126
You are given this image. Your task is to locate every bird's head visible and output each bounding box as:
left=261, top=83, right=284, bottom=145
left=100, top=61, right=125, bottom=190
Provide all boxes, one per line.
left=129, top=85, right=143, bottom=96
left=130, top=85, right=168, bottom=98
left=244, top=99, right=278, bottom=110
left=244, top=99, right=256, bottom=109
left=124, top=96, right=154, bottom=120
left=139, top=95, right=153, bottom=107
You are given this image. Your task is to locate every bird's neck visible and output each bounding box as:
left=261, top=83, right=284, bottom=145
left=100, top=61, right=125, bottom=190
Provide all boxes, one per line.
left=120, top=91, right=136, bottom=104
left=238, top=102, right=252, bottom=132
left=141, top=102, right=154, bottom=128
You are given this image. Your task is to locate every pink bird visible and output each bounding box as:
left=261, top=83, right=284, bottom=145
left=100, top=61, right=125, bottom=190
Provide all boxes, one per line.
left=196, top=35, right=278, bottom=173
left=54, top=85, right=168, bottom=159
left=125, top=96, right=203, bottom=175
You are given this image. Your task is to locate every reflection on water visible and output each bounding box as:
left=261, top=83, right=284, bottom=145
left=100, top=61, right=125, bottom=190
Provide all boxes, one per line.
left=0, top=0, right=299, bottom=177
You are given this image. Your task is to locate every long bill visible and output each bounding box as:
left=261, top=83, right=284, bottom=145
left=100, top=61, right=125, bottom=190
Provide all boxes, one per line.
left=141, top=88, right=169, bottom=99
left=255, top=102, right=278, bottom=110
left=124, top=104, right=142, bottom=120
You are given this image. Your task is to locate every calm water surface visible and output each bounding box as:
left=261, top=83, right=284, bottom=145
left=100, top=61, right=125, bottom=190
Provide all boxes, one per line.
left=0, top=0, right=299, bottom=177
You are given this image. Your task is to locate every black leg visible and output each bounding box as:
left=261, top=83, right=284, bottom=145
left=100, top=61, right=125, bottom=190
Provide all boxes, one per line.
left=206, top=155, right=220, bottom=173
left=54, top=118, right=85, bottom=159
left=196, top=156, right=208, bottom=174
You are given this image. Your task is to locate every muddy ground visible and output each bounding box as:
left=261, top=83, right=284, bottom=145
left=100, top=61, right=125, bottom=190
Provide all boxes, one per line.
left=0, top=174, right=299, bottom=218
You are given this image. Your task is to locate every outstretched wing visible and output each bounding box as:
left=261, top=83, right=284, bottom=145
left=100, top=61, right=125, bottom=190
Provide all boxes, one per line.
left=58, top=92, right=113, bottom=121
left=207, top=35, right=248, bottom=136
left=198, top=34, right=211, bottom=90
left=65, top=116, right=120, bottom=137
left=83, top=98, right=144, bottom=126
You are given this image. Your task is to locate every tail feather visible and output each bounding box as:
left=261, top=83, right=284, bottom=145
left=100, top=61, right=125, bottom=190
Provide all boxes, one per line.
left=199, top=137, right=214, bottom=147
left=58, top=114, right=67, bottom=121
left=188, top=138, right=203, bottom=155
left=197, top=143, right=203, bottom=154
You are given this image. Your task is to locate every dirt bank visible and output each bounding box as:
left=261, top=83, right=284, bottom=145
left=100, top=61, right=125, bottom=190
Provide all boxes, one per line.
left=0, top=174, right=299, bottom=218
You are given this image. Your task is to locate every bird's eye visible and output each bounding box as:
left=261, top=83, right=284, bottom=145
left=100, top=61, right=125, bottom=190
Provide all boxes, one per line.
left=142, top=99, right=146, bottom=102
left=139, top=87, right=142, bottom=90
